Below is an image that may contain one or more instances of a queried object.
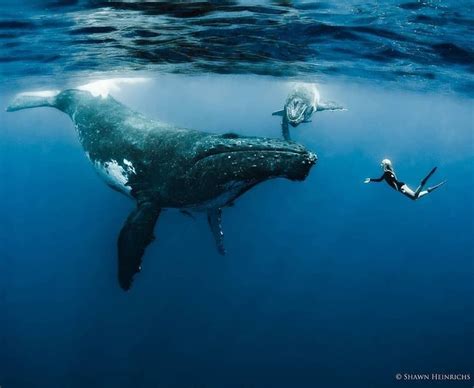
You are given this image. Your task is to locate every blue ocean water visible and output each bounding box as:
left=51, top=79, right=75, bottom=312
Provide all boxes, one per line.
left=1, top=2, right=473, bottom=388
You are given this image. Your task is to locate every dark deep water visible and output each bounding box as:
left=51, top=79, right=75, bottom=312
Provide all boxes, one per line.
left=1, top=2, right=473, bottom=388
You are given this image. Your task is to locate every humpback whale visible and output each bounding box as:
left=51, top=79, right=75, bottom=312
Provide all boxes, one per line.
left=7, top=83, right=317, bottom=290
left=272, top=83, right=345, bottom=140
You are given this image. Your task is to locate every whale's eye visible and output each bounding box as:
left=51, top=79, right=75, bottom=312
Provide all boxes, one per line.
left=221, top=132, right=240, bottom=139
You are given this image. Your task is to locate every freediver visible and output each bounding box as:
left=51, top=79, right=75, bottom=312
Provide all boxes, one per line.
left=364, top=159, right=446, bottom=200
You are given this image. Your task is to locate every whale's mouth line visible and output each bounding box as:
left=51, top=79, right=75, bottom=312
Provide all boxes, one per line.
left=287, top=106, right=308, bottom=123
left=193, top=148, right=307, bottom=166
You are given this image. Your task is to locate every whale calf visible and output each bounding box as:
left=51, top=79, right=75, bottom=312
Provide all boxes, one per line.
left=7, top=82, right=317, bottom=290
left=272, top=83, right=345, bottom=140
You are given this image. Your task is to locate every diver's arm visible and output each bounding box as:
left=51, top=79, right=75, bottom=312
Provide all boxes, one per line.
left=364, top=175, right=384, bottom=183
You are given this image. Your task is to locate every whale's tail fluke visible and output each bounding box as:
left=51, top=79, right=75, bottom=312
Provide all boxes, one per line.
left=6, top=90, right=59, bottom=112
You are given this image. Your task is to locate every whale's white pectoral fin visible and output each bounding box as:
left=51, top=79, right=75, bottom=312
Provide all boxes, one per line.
left=272, top=109, right=285, bottom=116
left=207, top=208, right=226, bottom=255
left=317, top=100, right=346, bottom=112
left=118, top=202, right=161, bottom=291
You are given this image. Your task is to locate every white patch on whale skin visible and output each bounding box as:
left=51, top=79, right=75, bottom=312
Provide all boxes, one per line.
left=78, top=78, right=149, bottom=98
left=18, top=90, right=60, bottom=98
left=93, top=158, right=137, bottom=195
left=123, top=159, right=136, bottom=174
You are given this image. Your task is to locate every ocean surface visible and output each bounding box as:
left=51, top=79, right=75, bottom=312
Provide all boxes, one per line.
left=0, top=0, right=473, bottom=95
left=0, top=1, right=473, bottom=388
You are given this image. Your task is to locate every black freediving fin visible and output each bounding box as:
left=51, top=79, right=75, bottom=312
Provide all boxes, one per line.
left=421, top=167, right=437, bottom=187
left=207, top=208, right=225, bottom=255
left=118, top=202, right=161, bottom=291
left=272, top=109, right=285, bottom=116
left=428, top=180, right=446, bottom=193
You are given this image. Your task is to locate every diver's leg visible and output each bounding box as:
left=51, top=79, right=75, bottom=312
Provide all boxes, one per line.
left=415, top=167, right=437, bottom=196
left=400, top=184, right=417, bottom=200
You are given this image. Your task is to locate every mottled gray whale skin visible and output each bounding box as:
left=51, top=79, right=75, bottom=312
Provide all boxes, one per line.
left=8, top=89, right=317, bottom=290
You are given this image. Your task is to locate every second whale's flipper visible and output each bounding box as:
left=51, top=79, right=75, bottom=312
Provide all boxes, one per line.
left=118, top=202, right=161, bottom=291
left=207, top=208, right=225, bottom=256
left=272, top=109, right=285, bottom=116
left=317, top=100, right=346, bottom=112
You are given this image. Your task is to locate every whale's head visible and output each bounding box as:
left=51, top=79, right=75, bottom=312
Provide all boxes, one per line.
left=286, top=97, right=311, bottom=127
left=184, top=133, right=317, bottom=207
left=285, top=84, right=319, bottom=127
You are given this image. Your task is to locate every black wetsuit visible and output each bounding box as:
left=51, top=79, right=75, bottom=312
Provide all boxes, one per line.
left=369, top=170, right=405, bottom=192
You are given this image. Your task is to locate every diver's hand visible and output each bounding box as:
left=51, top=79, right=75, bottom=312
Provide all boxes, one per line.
left=364, top=178, right=370, bottom=184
